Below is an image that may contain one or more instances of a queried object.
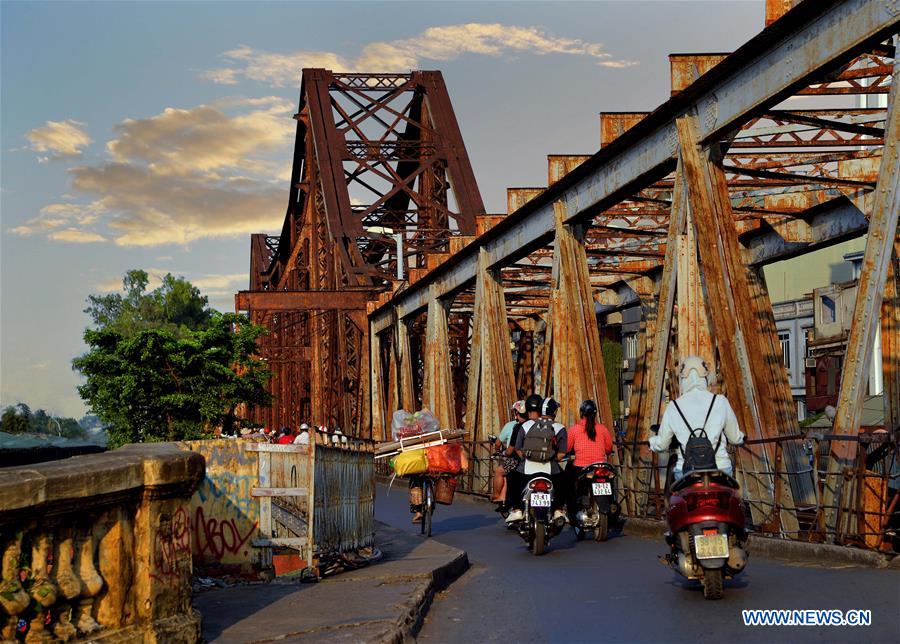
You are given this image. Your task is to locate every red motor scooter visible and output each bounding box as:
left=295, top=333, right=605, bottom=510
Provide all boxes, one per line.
left=664, top=469, right=748, bottom=599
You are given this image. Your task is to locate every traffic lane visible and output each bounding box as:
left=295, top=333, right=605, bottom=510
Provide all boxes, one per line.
left=375, top=484, right=900, bottom=643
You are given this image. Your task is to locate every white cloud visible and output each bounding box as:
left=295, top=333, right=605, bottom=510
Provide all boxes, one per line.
left=191, top=273, right=246, bottom=292
left=10, top=202, right=105, bottom=237
left=25, top=120, right=91, bottom=160
left=29, top=98, right=292, bottom=247
left=106, top=96, right=292, bottom=176
left=95, top=270, right=245, bottom=305
left=47, top=229, right=107, bottom=243
left=203, top=24, right=637, bottom=87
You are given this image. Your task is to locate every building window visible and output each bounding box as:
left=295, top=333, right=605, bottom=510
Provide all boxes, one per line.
left=778, top=330, right=791, bottom=369
left=821, top=295, right=836, bottom=324
left=624, top=333, right=638, bottom=361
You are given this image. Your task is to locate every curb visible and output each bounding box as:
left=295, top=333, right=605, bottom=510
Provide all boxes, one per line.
left=381, top=548, right=470, bottom=644
left=620, top=516, right=895, bottom=569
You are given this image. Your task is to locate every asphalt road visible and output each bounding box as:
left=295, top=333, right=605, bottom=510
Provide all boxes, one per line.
left=375, top=484, right=900, bottom=644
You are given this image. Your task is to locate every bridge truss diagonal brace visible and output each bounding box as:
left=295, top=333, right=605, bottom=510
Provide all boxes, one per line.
left=623, top=161, right=687, bottom=515
left=423, top=287, right=457, bottom=429
left=823, top=58, right=900, bottom=539
left=544, top=202, right=615, bottom=432
left=466, top=249, right=516, bottom=442
left=393, top=317, right=416, bottom=414
left=369, top=328, right=387, bottom=441
left=883, top=241, right=900, bottom=436
left=676, top=111, right=799, bottom=535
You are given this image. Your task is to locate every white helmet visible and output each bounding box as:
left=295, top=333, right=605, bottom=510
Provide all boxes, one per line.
left=679, top=356, right=713, bottom=394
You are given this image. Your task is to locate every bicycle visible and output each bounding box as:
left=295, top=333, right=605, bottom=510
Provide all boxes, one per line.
left=419, top=475, right=436, bottom=537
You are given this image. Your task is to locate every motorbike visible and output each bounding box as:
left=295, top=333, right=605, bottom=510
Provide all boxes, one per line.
left=514, top=476, right=565, bottom=555
left=663, top=469, right=748, bottom=600
left=572, top=461, right=619, bottom=542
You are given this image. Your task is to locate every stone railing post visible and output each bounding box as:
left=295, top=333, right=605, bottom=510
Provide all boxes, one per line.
left=0, top=443, right=203, bottom=643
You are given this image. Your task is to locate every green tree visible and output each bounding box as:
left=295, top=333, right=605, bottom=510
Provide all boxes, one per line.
left=58, top=418, right=87, bottom=439
left=1, top=406, right=30, bottom=434
left=74, top=312, right=271, bottom=448
left=85, top=269, right=212, bottom=338
left=30, top=408, right=50, bottom=434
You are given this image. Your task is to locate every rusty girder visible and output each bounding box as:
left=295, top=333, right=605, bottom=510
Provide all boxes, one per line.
left=238, top=70, right=485, bottom=436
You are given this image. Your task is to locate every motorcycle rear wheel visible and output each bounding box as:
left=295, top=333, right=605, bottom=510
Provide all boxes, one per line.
left=702, top=568, right=724, bottom=600
left=595, top=512, right=609, bottom=542
left=593, top=501, right=609, bottom=541
left=532, top=523, right=546, bottom=556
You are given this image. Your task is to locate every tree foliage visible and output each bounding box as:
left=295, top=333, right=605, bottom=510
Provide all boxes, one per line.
left=1, top=407, right=30, bottom=434
left=0, top=405, right=87, bottom=438
left=85, top=269, right=212, bottom=338
left=74, top=271, right=271, bottom=448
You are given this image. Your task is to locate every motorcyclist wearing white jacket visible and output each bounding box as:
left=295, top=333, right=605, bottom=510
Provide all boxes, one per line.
left=649, top=356, right=744, bottom=480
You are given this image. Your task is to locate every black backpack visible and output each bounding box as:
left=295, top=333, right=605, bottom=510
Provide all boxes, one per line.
left=521, top=419, right=558, bottom=463
left=672, top=395, right=721, bottom=475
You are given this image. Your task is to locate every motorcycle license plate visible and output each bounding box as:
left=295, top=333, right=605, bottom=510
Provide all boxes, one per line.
left=694, top=534, right=729, bottom=560
left=530, top=493, right=552, bottom=507
left=592, top=482, right=612, bottom=496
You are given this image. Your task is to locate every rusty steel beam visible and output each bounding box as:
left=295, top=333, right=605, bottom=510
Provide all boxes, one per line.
left=677, top=110, right=800, bottom=533
left=371, top=0, right=900, bottom=335
left=548, top=155, right=592, bottom=185
left=822, top=58, right=900, bottom=538
left=466, top=250, right=516, bottom=441
left=236, top=290, right=373, bottom=311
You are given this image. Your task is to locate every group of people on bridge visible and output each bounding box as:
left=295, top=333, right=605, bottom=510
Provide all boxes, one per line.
left=487, top=355, right=746, bottom=525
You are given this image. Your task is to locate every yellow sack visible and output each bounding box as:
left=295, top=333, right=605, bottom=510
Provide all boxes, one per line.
left=393, top=449, right=428, bottom=477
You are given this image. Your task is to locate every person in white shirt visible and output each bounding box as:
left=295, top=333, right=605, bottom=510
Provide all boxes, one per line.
left=293, top=423, right=310, bottom=445
left=649, top=356, right=744, bottom=480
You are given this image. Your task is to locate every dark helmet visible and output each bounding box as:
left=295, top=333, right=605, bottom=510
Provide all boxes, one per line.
left=541, top=397, right=559, bottom=417
left=579, top=400, right=598, bottom=417
left=525, top=394, right=543, bottom=413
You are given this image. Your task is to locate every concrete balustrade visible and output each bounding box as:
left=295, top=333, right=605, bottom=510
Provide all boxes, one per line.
left=0, top=444, right=204, bottom=643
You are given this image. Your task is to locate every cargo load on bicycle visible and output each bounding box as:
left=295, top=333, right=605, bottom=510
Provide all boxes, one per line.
left=375, top=409, right=468, bottom=533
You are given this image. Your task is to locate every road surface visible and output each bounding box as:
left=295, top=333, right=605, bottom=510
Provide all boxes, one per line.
left=375, top=484, right=899, bottom=643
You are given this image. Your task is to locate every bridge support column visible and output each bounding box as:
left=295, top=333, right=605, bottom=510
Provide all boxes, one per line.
left=677, top=204, right=715, bottom=369
left=392, top=317, right=416, bottom=414
left=677, top=112, right=798, bottom=534
left=466, top=249, right=516, bottom=442
left=884, top=242, right=900, bottom=436
left=544, top=202, right=615, bottom=431
left=824, top=60, right=900, bottom=540
left=369, top=326, right=387, bottom=441
left=423, top=287, right=457, bottom=429
left=624, top=161, right=688, bottom=516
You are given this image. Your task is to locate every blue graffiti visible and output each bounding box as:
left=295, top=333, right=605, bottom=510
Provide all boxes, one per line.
left=196, top=472, right=258, bottom=521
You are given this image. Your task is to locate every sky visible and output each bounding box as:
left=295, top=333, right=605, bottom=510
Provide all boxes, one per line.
left=1, top=1, right=764, bottom=417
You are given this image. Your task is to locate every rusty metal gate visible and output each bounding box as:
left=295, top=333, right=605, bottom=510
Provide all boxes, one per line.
left=246, top=439, right=375, bottom=571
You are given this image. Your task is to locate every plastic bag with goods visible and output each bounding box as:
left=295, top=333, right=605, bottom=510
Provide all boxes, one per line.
left=414, top=409, right=440, bottom=434
left=426, top=443, right=463, bottom=475
left=391, top=409, right=420, bottom=440
left=393, top=449, right=428, bottom=476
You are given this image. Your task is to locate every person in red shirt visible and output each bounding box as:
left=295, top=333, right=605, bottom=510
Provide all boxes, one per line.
left=564, top=400, right=614, bottom=519
left=276, top=426, right=294, bottom=445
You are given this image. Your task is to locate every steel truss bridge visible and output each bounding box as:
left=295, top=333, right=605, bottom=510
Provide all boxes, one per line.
left=238, top=0, right=899, bottom=547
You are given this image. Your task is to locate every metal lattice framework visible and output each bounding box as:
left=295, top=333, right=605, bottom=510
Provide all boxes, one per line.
left=236, top=70, right=484, bottom=435
left=368, top=0, right=899, bottom=547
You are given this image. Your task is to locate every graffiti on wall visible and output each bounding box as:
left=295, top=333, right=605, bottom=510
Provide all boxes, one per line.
left=179, top=440, right=261, bottom=568
left=150, top=505, right=191, bottom=586
left=193, top=506, right=255, bottom=560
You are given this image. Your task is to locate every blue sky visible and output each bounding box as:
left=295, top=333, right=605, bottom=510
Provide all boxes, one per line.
left=1, top=1, right=762, bottom=416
